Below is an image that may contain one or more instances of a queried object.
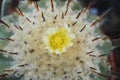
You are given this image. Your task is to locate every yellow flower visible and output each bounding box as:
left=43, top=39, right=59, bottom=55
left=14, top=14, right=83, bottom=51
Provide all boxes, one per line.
left=44, top=24, right=75, bottom=54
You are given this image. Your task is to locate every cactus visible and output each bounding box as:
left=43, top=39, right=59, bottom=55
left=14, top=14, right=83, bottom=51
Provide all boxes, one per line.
left=0, top=0, right=110, bottom=80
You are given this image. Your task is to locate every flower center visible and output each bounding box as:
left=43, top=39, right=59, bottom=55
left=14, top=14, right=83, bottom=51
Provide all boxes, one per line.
left=48, top=27, right=70, bottom=52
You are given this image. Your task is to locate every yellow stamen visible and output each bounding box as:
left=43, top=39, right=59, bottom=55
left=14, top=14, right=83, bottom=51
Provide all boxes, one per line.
left=48, top=27, right=70, bottom=53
